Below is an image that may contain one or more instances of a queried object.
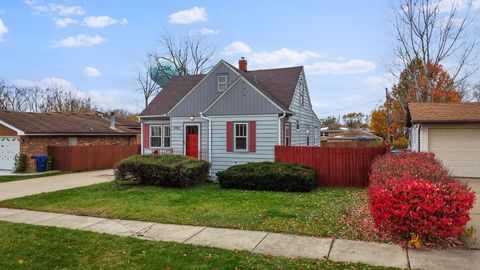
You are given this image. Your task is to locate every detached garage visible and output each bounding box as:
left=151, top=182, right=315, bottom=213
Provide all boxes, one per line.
left=407, top=103, right=480, bottom=178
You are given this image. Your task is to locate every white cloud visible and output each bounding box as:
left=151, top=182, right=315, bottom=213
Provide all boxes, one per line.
left=54, top=17, right=78, bottom=28
left=222, top=41, right=252, bottom=56
left=250, top=48, right=325, bottom=68
left=0, top=18, right=8, bottom=42
left=474, top=0, right=480, bottom=9
left=169, top=6, right=207, bottom=24
left=13, top=77, right=75, bottom=90
left=25, top=1, right=85, bottom=16
left=365, top=73, right=396, bottom=88
left=84, top=66, right=101, bottom=77
left=50, top=34, right=106, bottom=48
left=438, top=0, right=468, bottom=12
left=191, top=27, right=219, bottom=36
left=304, top=60, right=376, bottom=75
left=82, top=16, right=128, bottom=28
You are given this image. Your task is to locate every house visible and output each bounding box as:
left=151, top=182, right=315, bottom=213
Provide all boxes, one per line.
left=319, top=124, right=350, bottom=144
left=406, top=102, right=480, bottom=178
left=323, top=129, right=382, bottom=147
left=0, top=111, right=140, bottom=172
left=139, top=58, right=321, bottom=175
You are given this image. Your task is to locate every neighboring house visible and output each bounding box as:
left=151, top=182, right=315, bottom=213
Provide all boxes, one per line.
left=406, top=102, right=480, bottom=178
left=324, top=129, right=382, bottom=147
left=139, top=58, right=321, bottom=175
left=319, top=124, right=349, bottom=144
left=0, top=111, right=139, bottom=172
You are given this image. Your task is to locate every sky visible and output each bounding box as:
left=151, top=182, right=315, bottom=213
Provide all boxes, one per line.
left=0, top=0, right=478, bottom=118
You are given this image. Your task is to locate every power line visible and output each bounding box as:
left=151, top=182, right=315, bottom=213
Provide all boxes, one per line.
left=317, top=98, right=383, bottom=116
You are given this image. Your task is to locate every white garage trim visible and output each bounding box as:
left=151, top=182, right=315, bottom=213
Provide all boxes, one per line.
left=0, top=120, right=24, bottom=135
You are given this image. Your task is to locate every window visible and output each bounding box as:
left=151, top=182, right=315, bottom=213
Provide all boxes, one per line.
left=284, top=122, right=291, bottom=146
left=150, top=125, right=162, bottom=148
left=68, top=137, right=78, bottom=146
left=296, top=120, right=300, bottom=131
left=218, top=75, right=228, bottom=92
left=163, top=126, right=171, bottom=148
left=306, top=126, right=310, bottom=146
left=234, top=123, right=248, bottom=151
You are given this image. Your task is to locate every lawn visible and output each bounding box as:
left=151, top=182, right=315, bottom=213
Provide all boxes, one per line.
left=0, top=171, right=64, bottom=183
left=0, top=182, right=383, bottom=242
left=0, top=221, right=395, bottom=270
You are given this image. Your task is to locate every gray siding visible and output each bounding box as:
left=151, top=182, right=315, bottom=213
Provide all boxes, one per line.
left=206, top=79, right=281, bottom=115
left=288, top=71, right=321, bottom=146
left=171, top=116, right=209, bottom=160
left=170, top=62, right=239, bottom=117
left=210, top=114, right=278, bottom=175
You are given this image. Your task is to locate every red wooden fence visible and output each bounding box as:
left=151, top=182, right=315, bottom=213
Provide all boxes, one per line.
left=48, top=144, right=140, bottom=172
left=275, top=145, right=389, bottom=187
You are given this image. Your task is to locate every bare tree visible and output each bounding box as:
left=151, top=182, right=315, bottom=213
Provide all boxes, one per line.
left=152, top=32, right=216, bottom=77
left=391, top=0, right=479, bottom=104
left=136, top=55, right=162, bottom=108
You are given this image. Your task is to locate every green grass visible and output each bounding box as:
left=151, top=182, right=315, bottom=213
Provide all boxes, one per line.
left=0, top=221, right=395, bottom=270
left=0, top=171, right=64, bottom=183
left=0, top=182, right=378, bottom=241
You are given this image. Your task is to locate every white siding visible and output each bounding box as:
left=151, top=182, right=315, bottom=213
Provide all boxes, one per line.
left=210, top=114, right=278, bottom=176
left=288, top=71, right=321, bottom=146
left=170, top=116, right=209, bottom=160
left=420, top=126, right=428, bottom=152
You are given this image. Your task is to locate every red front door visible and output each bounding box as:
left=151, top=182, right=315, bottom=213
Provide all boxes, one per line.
left=185, top=125, right=199, bottom=159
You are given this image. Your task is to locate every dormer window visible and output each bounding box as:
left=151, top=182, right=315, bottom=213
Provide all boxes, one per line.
left=218, top=75, right=228, bottom=92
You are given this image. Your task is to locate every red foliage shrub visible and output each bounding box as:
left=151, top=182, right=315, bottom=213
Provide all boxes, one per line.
left=370, top=152, right=452, bottom=186
left=368, top=152, right=475, bottom=244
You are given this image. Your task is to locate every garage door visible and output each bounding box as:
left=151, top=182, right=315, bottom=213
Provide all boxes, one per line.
left=0, top=137, right=20, bottom=170
left=429, top=128, right=480, bottom=178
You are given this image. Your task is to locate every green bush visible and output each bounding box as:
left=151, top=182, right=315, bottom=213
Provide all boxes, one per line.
left=14, top=153, right=27, bottom=173
left=46, top=156, right=54, bottom=171
left=216, top=162, right=316, bottom=192
left=114, top=154, right=210, bottom=188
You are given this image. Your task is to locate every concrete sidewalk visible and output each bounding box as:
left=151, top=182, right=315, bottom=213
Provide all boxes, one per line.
left=1, top=208, right=479, bottom=270
left=0, top=169, right=113, bottom=201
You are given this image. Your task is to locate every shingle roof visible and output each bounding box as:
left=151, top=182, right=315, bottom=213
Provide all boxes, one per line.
left=139, top=62, right=303, bottom=116
left=139, top=75, right=205, bottom=116
left=0, top=111, right=139, bottom=135
left=408, top=102, right=480, bottom=124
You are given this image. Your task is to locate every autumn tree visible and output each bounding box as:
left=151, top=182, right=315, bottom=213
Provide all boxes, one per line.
left=342, top=112, right=368, bottom=129
left=319, top=116, right=339, bottom=127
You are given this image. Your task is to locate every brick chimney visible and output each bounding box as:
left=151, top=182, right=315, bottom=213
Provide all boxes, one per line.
left=238, top=57, right=247, bottom=72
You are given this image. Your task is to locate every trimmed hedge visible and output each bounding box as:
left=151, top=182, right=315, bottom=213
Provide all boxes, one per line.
left=216, top=162, right=316, bottom=192
left=114, top=154, right=210, bottom=188
left=368, top=152, right=475, bottom=245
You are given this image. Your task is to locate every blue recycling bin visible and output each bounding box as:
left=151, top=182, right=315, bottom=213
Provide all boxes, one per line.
left=32, top=156, right=48, bottom=172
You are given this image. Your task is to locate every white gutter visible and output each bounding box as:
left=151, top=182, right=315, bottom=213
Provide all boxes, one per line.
left=199, top=112, right=212, bottom=175
left=140, top=119, right=144, bottom=155
left=278, top=111, right=287, bottom=145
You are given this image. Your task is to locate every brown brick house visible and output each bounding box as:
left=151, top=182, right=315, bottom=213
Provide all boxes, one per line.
left=0, top=111, right=139, bottom=172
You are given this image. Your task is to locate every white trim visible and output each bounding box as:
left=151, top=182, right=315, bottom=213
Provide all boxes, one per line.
left=140, top=119, right=144, bottom=154
left=167, top=60, right=241, bottom=115
left=0, top=120, right=25, bottom=135
left=139, top=114, right=168, bottom=119
left=149, top=125, right=163, bottom=148
left=278, top=111, right=287, bottom=145
left=233, top=122, right=248, bottom=152
left=184, top=123, right=201, bottom=159
left=217, top=74, right=228, bottom=92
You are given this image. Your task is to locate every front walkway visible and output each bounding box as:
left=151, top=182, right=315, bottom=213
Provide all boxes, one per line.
left=0, top=169, right=113, bottom=201
left=0, top=207, right=479, bottom=270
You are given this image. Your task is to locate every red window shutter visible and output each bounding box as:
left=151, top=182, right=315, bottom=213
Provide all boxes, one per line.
left=226, top=121, right=233, bottom=152
left=249, top=121, right=256, bottom=152
left=143, top=123, right=149, bottom=148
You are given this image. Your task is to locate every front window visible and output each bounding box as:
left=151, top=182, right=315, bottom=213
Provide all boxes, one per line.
left=218, top=75, right=228, bottom=92
left=150, top=125, right=162, bottom=148
left=163, top=126, right=171, bottom=148
left=234, top=123, right=248, bottom=151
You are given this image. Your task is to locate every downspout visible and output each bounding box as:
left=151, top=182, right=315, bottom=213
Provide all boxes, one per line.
left=417, top=124, right=422, bottom=152
left=199, top=112, right=212, bottom=175
left=140, top=119, right=144, bottom=155
left=278, top=111, right=287, bottom=145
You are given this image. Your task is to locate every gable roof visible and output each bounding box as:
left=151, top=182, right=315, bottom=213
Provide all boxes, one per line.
left=139, top=61, right=303, bottom=117
left=0, top=111, right=139, bottom=135
left=407, top=102, right=480, bottom=125
left=139, top=74, right=205, bottom=116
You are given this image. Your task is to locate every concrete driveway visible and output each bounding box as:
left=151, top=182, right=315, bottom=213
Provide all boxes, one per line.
left=459, top=178, right=480, bottom=249
left=0, top=169, right=114, bottom=201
